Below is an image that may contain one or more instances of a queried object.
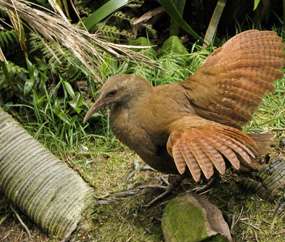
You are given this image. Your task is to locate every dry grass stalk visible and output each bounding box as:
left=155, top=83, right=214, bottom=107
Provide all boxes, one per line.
left=0, top=0, right=154, bottom=82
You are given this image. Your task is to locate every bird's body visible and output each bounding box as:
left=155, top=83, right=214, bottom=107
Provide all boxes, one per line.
left=84, top=30, right=285, bottom=182
left=110, top=82, right=194, bottom=173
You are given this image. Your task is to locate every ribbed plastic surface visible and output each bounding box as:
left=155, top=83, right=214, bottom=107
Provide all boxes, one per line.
left=0, top=107, right=93, bottom=240
left=238, top=157, right=285, bottom=199
left=259, top=158, right=285, bottom=194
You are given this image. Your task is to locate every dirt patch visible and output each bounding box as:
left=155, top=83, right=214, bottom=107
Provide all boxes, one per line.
left=0, top=194, right=48, bottom=242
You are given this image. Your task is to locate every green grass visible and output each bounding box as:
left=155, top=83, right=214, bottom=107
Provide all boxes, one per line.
left=247, top=76, right=285, bottom=132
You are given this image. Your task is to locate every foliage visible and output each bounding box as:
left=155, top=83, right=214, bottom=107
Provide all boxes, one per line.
left=0, top=0, right=152, bottom=147
left=28, top=33, right=88, bottom=82
left=83, top=0, right=129, bottom=31
left=253, top=0, right=262, bottom=10
left=0, top=12, right=206, bottom=148
left=95, top=11, right=139, bottom=41
left=0, top=0, right=284, bottom=149
left=0, top=30, right=18, bottom=51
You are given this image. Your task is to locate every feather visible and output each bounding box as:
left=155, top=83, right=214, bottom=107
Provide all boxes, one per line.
left=190, top=140, right=214, bottom=179
left=172, top=144, right=186, bottom=174
left=182, top=30, right=285, bottom=128
left=199, top=137, right=226, bottom=175
left=180, top=142, right=201, bottom=182
left=206, top=136, right=240, bottom=170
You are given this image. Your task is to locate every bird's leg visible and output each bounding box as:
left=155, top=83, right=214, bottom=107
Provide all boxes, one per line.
left=144, top=174, right=221, bottom=207
left=94, top=175, right=181, bottom=205
left=144, top=174, right=187, bottom=207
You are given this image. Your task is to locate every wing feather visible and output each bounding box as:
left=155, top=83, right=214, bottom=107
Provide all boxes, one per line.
left=206, top=136, right=240, bottom=170
left=180, top=142, right=201, bottom=182
left=198, top=137, right=226, bottom=175
left=172, top=144, right=186, bottom=174
left=167, top=115, right=259, bottom=181
left=181, top=30, right=285, bottom=128
left=217, top=134, right=252, bottom=165
left=190, top=139, right=214, bottom=179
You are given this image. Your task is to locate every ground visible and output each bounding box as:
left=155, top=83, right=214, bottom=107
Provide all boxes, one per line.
left=0, top=136, right=285, bottom=242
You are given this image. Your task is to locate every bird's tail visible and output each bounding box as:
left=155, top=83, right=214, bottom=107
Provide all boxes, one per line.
left=248, top=132, right=275, bottom=156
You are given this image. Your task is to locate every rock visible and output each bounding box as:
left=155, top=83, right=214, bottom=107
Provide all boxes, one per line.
left=161, top=193, right=232, bottom=242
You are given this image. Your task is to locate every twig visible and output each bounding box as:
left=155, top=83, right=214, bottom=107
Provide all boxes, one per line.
left=133, top=7, right=164, bottom=25
left=231, top=206, right=244, bottom=231
left=271, top=128, right=285, bottom=131
left=0, top=231, right=12, bottom=241
left=10, top=205, right=31, bottom=239
left=240, top=220, right=261, bottom=231
left=159, top=175, right=170, bottom=186
left=254, top=230, right=260, bottom=242
left=271, top=196, right=285, bottom=230
left=94, top=183, right=170, bottom=205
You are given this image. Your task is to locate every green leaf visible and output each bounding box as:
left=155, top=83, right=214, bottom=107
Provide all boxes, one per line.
left=24, top=58, right=37, bottom=95
left=203, top=0, right=226, bottom=46
left=83, top=0, right=129, bottom=31
left=160, top=36, right=188, bottom=56
left=62, top=80, right=75, bottom=98
left=24, top=78, right=35, bottom=95
left=69, top=93, right=84, bottom=114
left=98, top=52, right=119, bottom=78
left=253, top=0, right=261, bottom=10
left=159, top=0, right=201, bottom=40
left=54, top=99, right=72, bottom=125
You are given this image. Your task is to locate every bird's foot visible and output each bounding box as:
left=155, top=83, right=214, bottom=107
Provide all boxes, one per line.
left=144, top=174, right=186, bottom=207
left=144, top=183, right=175, bottom=207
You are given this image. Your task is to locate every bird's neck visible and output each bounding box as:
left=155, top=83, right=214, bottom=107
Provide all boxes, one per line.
left=109, top=81, right=152, bottom=140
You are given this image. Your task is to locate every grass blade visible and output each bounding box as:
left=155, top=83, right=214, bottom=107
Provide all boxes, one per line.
left=253, top=0, right=261, bottom=11
left=83, top=0, right=128, bottom=31
left=159, top=0, right=201, bottom=41
left=203, top=0, right=227, bottom=47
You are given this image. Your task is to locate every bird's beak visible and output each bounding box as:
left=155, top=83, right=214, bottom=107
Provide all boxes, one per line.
left=83, top=97, right=106, bottom=123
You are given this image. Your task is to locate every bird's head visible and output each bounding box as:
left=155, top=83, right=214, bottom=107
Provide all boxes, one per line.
left=83, top=74, right=151, bottom=122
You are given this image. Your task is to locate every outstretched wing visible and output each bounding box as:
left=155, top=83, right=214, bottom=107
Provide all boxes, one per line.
left=182, top=30, right=285, bottom=128
left=167, top=115, right=259, bottom=182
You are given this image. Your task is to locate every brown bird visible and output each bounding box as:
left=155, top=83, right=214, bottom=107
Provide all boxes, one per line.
left=84, top=30, right=285, bottom=182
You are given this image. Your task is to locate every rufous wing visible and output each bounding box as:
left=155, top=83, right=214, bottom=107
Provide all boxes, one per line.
left=167, top=115, right=259, bottom=182
left=182, top=30, right=285, bottom=128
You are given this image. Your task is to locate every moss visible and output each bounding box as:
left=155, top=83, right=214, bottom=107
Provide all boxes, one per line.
left=162, top=196, right=209, bottom=242
left=202, top=235, right=229, bottom=242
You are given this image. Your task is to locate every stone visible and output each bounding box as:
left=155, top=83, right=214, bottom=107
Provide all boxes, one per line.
left=161, top=193, right=232, bottom=242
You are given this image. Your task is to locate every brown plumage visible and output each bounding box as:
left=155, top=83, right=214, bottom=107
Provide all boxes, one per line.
left=84, top=30, right=285, bottom=182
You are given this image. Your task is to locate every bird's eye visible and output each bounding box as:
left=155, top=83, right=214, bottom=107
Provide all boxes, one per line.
left=106, top=90, right=117, bottom=97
